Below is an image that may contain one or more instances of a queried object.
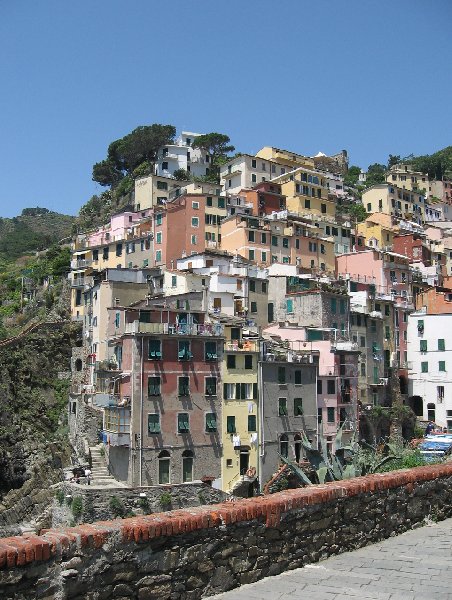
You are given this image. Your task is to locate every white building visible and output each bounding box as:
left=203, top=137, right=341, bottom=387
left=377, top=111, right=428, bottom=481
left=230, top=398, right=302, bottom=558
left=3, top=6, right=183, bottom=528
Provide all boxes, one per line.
left=407, top=311, right=452, bottom=428
left=220, top=154, right=286, bottom=194
left=154, top=131, right=211, bottom=179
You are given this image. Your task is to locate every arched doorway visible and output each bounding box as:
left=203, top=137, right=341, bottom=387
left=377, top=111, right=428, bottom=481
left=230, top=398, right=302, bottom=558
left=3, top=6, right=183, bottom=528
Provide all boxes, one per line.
left=294, top=434, right=302, bottom=463
left=280, top=434, right=289, bottom=459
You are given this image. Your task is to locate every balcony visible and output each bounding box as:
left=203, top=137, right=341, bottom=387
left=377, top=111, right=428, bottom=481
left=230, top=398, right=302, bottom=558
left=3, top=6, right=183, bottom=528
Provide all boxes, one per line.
left=71, top=259, right=93, bottom=270
left=125, top=321, right=224, bottom=336
left=221, top=169, right=242, bottom=179
left=95, top=360, right=121, bottom=372
left=225, top=340, right=258, bottom=352
left=71, top=276, right=93, bottom=289
left=332, top=341, right=359, bottom=352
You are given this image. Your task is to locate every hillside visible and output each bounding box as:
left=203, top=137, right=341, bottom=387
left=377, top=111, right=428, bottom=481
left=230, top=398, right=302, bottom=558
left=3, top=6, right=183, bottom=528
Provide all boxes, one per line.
left=0, top=207, right=75, bottom=261
left=404, top=146, right=452, bottom=180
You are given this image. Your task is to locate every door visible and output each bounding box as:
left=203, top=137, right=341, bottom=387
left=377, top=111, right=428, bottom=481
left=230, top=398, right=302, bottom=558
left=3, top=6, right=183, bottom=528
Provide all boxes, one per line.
left=239, top=447, right=250, bottom=475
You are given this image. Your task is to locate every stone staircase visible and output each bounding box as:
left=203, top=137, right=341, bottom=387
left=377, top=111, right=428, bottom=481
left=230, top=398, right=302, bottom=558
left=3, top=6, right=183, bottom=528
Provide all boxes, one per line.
left=89, top=444, right=125, bottom=488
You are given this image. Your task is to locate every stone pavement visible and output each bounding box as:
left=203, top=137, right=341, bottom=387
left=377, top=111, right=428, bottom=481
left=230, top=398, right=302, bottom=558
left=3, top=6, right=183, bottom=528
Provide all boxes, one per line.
left=212, top=518, right=452, bottom=600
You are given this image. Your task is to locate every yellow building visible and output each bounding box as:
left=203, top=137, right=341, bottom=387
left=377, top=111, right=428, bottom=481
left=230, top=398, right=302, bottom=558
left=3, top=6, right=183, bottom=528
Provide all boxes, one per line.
left=362, top=184, right=425, bottom=224
left=357, top=213, right=399, bottom=250
left=134, top=174, right=187, bottom=211
left=221, top=324, right=259, bottom=493
left=386, top=164, right=431, bottom=197
left=275, top=168, right=335, bottom=220
left=256, top=146, right=315, bottom=171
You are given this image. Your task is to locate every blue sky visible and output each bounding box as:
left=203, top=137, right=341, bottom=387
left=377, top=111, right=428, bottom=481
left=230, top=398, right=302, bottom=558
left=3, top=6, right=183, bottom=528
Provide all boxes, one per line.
left=0, top=0, right=451, bottom=218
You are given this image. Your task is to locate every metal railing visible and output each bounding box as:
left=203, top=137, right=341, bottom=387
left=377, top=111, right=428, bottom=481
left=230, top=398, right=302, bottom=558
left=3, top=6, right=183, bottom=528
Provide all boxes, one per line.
left=125, top=321, right=224, bottom=336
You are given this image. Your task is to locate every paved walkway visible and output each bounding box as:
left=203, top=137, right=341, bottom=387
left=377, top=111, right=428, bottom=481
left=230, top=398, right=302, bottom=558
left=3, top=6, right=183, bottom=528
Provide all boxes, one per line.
left=212, top=518, right=452, bottom=600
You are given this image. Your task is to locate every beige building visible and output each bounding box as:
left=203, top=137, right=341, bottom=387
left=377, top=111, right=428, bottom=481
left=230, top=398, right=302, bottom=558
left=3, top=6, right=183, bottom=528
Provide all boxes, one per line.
left=134, top=174, right=186, bottom=211
left=362, top=183, right=425, bottom=224
left=386, top=164, right=431, bottom=197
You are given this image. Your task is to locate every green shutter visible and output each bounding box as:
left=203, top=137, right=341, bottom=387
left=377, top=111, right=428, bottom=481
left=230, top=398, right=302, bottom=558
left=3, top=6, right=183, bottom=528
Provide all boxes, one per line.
left=439, top=361, right=446, bottom=372
left=248, top=415, right=257, bottom=432
left=438, top=339, right=445, bottom=351
left=286, top=299, right=293, bottom=313
left=294, top=398, right=303, bottom=416
left=421, top=362, right=428, bottom=373
left=206, top=413, right=217, bottom=432
left=278, top=398, right=288, bottom=416
left=253, top=383, right=258, bottom=399
left=178, top=413, right=189, bottom=432
left=420, top=340, right=427, bottom=352
left=148, top=414, right=160, bottom=434
left=227, top=415, right=236, bottom=433
left=148, top=377, right=160, bottom=396
left=223, top=383, right=228, bottom=399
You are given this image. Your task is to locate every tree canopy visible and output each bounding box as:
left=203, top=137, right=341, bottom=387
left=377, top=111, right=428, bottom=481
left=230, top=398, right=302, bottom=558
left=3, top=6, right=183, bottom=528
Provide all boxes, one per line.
left=192, top=132, right=235, bottom=182
left=92, top=124, right=176, bottom=187
left=344, top=165, right=361, bottom=187
left=365, top=163, right=386, bottom=187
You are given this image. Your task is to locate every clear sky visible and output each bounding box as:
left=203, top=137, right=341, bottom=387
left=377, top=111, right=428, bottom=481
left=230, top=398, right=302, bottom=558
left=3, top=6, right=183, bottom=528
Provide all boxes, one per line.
left=0, top=0, right=451, bottom=218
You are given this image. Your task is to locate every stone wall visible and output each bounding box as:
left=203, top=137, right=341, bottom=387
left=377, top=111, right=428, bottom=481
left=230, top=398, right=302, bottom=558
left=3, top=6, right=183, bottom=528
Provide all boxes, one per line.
left=2, top=464, right=452, bottom=599
left=52, top=482, right=228, bottom=527
left=68, top=398, right=103, bottom=459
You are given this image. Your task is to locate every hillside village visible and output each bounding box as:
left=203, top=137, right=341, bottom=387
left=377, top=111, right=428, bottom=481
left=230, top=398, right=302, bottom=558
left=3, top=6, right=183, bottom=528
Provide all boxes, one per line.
left=67, top=131, right=452, bottom=494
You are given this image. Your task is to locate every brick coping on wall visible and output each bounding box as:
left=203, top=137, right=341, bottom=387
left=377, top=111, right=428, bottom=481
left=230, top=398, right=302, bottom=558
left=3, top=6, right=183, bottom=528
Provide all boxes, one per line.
left=1, top=463, right=452, bottom=570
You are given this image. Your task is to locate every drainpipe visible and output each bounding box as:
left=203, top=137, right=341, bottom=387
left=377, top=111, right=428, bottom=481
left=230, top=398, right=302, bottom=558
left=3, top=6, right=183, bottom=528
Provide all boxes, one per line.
left=258, top=344, right=265, bottom=491
left=140, top=337, right=144, bottom=487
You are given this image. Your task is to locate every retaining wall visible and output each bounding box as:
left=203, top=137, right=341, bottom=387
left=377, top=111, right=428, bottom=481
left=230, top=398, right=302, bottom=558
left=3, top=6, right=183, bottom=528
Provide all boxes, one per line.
left=2, top=464, right=452, bottom=599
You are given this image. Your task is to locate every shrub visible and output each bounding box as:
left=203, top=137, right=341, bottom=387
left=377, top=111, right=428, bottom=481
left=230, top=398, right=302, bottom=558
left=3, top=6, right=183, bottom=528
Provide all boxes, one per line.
left=159, top=492, right=172, bottom=507
left=55, top=489, right=65, bottom=506
left=109, top=495, right=125, bottom=518
left=138, top=496, right=150, bottom=513
left=71, top=496, right=83, bottom=519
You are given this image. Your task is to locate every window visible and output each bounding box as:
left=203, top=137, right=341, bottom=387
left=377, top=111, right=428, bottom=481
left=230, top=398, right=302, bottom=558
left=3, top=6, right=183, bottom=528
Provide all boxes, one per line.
left=116, top=243, right=122, bottom=257
left=438, top=386, right=445, bottom=400
left=205, top=341, right=217, bottom=361
left=178, top=376, right=190, bottom=396
left=205, top=413, right=217, bottom=433
left=205, top=377, right=217, bottom=396
left=162, top=162, right=168, bottom=170
left=278, top=398, right=288, bottom=416
left=231, top=327, right=240, bottom=340
left=156, top=213, right=163, bottom=226
left=155, top=250, right=162, bottom=262
left=248, top=230, right=255, bottom=242
left=192, top=201, right=199, bottom=210
left=251, top=174, right=257, bottom=183
left=102, top=247, right=109, bottom=260
left=420, top=340, right=427, bottom=352
left=178, top=413, right=189, bottom=433
left=360, top=336, right=366, bottom=347
left=318, top=408, right=323, bottom=424
left=249, top=279, right=256, bottom=292
left=340, top=299, right=346, bottom=314
left=206, top=197, right=212, bottom=207
left=327, top=407, right=335, bottom=423
left=250, top=301, right=257, bottom=313
left=227, top=354, right=236, bottom=369
left=148, top=376, right=161, bottom=396
left=331, top=298, right=337, bottom=313
left=438, top=339, right=446, bottom=351
left=245, top=355, right=253, bottom=369
left=262, top=281, right=267, bottom=293
left=157, top=181, right=167, bottom=190
left=295, top=370, right=302, bottom=385
left=217, top=198, right=225, bottom=209
left=178, top=340, right=192, bottom=360
left=317, top=380, right=322, bottom=394
left=439, top=361, right=446, bottom=372
left=156, top=232, right=162, bottom=244
left=261, top=251, right=267, bottom=262
left=158, top=451, right=170, bottom=484
left=294, top=398, right=303, bottom=416
left=148, top=413, right=160, bottom=434
left=385, top=304, right=390, bottom=316
left=227, top=415, right=236, bottom=433
left=261, top=232, right=267, bottom=244
left=327, top=380, right=335, bottom=394
left=271, top=235, right=278, bottom=247
left=171, top=275, right=177, bottom=288
left=251, top=159, right=256, bottom=168
left=148, top=339, right=162, bottom=360
left=282, top=237, right=289, bottom=248
left=278, top=366, right=286, bottom=384
left=280, top=434, right=289, bottom=458
left=248, top=415, right=257, bottom=432
left=321, top=203, right=327, bottom=214
left=191, top=217, right=199, bottom=228
left=182, top=450, right=193, bottom=483
left=421, top=362, right=428, bottom=373
left=191, top=235, right=197, bottom=245
left=248, top=249, right=255, bottom=261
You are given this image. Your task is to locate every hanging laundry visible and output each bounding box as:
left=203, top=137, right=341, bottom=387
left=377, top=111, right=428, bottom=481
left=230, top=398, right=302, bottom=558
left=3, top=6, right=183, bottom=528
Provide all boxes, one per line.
left=232, top=434, right=241, bottom=448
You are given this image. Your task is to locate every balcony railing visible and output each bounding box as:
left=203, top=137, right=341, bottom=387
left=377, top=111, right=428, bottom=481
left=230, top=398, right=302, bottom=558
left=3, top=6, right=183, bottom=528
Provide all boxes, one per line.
left=125, top=321, right=224, bottom=336
left=71, top=259, right=93, bottom=269
left=225, top=340, right=258, bottom=352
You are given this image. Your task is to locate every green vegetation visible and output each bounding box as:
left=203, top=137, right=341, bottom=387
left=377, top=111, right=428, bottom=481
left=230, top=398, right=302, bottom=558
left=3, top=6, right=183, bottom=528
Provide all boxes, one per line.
left=344, top=165, right=361, bottom=187
left=159, top=492, right=172, bottom=507
left=71, top=496, right=83, bottom=519
left=173, top=168, right=191, bottom=181
left=92, top=124, right=176, bottom=188
left=109, top=495, right=126, bottom=518
left=403, top=146, right=452, bottom=179
left=55, top=488, right=65, bottom=506
left=192, top=132, right=235, bottom=183
left=138, top=495, right=151, bottom=514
